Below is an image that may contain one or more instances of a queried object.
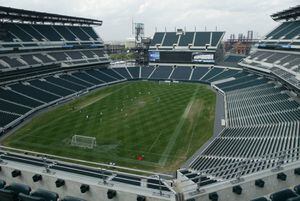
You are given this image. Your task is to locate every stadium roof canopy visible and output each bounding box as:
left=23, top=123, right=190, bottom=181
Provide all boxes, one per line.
left=271, top=5, right=300, bottom=21
left=0, top=6, right=102, bottom=26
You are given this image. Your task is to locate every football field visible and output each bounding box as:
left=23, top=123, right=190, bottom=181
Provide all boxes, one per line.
left=3, top=81, right=216, bottom=172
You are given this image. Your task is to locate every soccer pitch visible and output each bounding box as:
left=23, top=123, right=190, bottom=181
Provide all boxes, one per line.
left=3, top=81, right=216, bottom=172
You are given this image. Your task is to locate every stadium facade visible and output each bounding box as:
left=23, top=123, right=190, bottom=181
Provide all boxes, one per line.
left=0, top=5, right=299, bottom=201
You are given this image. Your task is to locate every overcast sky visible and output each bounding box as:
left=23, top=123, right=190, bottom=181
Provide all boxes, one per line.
left=1, top=0, right=298, bottom=41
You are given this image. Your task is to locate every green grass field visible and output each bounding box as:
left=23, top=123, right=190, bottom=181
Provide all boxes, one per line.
left=3, top=81, right=216, bottom=172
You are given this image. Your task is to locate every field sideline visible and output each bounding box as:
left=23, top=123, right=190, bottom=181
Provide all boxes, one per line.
left=3, top=81, right=216, bottom=172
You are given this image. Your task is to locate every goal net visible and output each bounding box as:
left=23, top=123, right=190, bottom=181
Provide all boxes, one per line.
left=71, top=135, right=97, bottom=149
left=158, top=80, right=171, bottom=85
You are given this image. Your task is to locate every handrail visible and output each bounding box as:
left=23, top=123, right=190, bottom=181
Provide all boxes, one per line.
left=0, top=146, right=173, bottom=178
left=181, top=146, right=300, bottom=186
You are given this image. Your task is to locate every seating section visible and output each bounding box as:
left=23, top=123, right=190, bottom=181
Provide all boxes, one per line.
left=242, top=50, right=300, bottom=74
left=170, top=66, right=192, bottom=80
left=127, top=67, right=140, bottom=79
left=202, top=67, right=225, bottom=81
left=0, top=111, right=20, bottom=127
left=149, top=66, right=173, bottom=79
left=219, top=54, right=246, bottom=67
left=141, top=66, right=155, bottom=78
left=0, top=21, right=108, bottom=73
left=0, top=179, right=87, bottom=201
left=9, top=83, right=60, bottom=103
left=265, top=21, right=300, bottom=40
left=162, top=32, right=179, bottom=46
left=239, top=18, right=300, bottom=91
left=146, top=66, right=240, bottom=82
left=0, top=23, right=102, bottom=43
left=180, top=170, right=217, bottom=187
left=194, top=32, right=211, bottom=47
left=240, top=49, right=300, bottom=90
left=0, top=49, right=107, bottom=70
left=112, top=68, right=132, bottom=79
left=150, top=32, right=165, bottom=46
left=224, top=55, right=245, bottom=62
left=250, top=185, right=300, bottom=201
left=149, top=31, right=224, bottom=49
left=178, top=32, right=194, bottom=46
left=0, top=68, right=125, bottom=128
left=189, top=76, right=300, bottom=180
left=190, top=67, right=210, bottom=81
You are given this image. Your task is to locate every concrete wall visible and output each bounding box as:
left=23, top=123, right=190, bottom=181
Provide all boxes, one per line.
left=183, top=162, right=300, bottom=201
left=0, top=161, right=176, bottom=201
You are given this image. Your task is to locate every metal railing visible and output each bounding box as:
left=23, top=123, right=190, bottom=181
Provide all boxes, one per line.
left=0, top=146, right=178, bottom=197
left=180, top=146, right=300, bottom=192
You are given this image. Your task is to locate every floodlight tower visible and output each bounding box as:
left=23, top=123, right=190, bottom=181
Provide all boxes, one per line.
left=133, top=22, right=145, bottom=44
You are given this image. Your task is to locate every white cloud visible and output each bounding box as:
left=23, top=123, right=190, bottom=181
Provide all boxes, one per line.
left=0, top=0, right=298, bottom=41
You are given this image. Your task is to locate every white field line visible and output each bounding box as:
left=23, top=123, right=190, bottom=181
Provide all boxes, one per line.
left=158, top=86, right=200, bottom=166
left=147, top=131, right=163, bottom=152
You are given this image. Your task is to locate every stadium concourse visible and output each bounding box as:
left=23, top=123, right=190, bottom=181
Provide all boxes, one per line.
left=0, top=5, right=299, bottom=201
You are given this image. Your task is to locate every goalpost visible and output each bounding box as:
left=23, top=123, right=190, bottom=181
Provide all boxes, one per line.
left=158, top=80, right=171, bottom=85
left=71, top=135, right=97, bottom=149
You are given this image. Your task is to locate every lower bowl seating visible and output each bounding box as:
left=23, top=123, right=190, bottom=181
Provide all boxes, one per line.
left=0, top=182, right=31, bottom=201
left=251, top=197, right=268, bottom=201
left=23, top=189, right=59, bottom=201
left=270, top=189, right=298, bottom=201
left=19, top=193, right=45, bottom=201
left=61, top=196, right=87, bottom=201
left=0, top=179, right=6, bottom=189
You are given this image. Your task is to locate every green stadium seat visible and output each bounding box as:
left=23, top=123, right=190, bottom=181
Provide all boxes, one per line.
left=19, top=193, right=45, bottom=201
left=61, top=196, right=86, bottom=201
left=0, top=189, right=17, bottom=201
left=5, top=183, right=31, bottom=196
left=251, top=197, right=268, bottom=201
left=0, top=179, right=6, bottom=189
left=287, top=197, right=300, bottom=201
left=294, top=184, right=300, bottom=194
left=270, top=189, right=297, bottom=201
left=30, top=189, right=58, bottom=201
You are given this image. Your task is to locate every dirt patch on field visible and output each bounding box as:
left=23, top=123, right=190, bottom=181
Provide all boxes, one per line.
left=155, top=151, right=187, bottom=173
left=137, top=101, right=146, bottom=107
left=187, top=99, right=204, bottom=122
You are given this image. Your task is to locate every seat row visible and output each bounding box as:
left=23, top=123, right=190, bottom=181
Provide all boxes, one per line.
left=0, top=49, right=107, bottom=70
left=0, top=180, right=85, bottom=201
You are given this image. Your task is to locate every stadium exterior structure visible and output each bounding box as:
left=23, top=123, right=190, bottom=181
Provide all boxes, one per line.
left=0, top=5, right=299, bottom=201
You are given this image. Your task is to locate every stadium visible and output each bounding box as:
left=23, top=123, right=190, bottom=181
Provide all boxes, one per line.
left=0, top=3, right=299, bottom=201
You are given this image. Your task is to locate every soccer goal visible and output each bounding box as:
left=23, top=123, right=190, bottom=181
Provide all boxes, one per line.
left=71, top=135, right=97, bottom=149
left=158, top=80, right=171, bottom=85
